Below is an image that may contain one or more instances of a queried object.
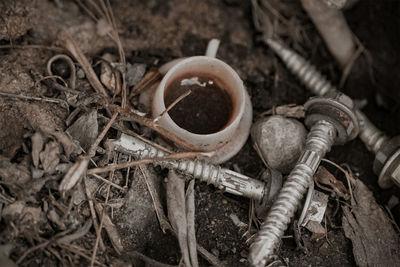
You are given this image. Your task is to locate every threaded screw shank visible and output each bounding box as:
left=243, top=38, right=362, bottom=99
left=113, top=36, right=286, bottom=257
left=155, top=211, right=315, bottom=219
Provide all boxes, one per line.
left=265, top=38, right=338, bottom=97
left=355, top=110, right=389, bottom=154
left=111, top=134, right=266, bottom=201
left=266, top=38, right=391, bottom=162
left=249, top=120, right=337, bottom=266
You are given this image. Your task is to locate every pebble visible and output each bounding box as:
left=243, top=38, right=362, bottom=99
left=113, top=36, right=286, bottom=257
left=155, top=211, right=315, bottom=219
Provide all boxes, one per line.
left=251, top=115, right=307, bottom=174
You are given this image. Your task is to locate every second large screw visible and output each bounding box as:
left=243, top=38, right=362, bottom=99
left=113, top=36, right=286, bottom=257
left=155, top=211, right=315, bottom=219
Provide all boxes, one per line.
left=266, top=37, right=400, bottom=189
left=248, top=97, right=359, bottom=266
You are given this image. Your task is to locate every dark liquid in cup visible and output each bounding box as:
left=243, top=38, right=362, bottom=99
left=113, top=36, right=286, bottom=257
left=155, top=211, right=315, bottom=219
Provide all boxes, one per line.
left=164, top=75, right=233, bottom=135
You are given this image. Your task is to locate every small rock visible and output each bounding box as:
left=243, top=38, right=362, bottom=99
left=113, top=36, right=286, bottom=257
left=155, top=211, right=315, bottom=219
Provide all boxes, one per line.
left=77, top=68, right=85, bottom=79
left=251, top=115, right=307, bottom=174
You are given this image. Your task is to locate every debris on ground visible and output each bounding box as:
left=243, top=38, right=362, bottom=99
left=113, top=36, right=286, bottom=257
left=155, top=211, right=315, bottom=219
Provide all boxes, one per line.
left=0, top=0, right=399, bottom=266
left=342, top=178, right=400, bottom=267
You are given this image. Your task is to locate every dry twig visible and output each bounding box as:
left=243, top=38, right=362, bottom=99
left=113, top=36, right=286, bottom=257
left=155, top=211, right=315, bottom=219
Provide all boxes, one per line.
left=108, top=104, right=200, bottom=151
left=87, top=151, right=205, bottom=175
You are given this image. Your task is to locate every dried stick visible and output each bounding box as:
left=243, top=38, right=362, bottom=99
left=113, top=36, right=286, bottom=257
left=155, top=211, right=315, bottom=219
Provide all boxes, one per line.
left=59, top=113, right=118, bottom=195
left=129, top=68, right=162, bottom=98
left=0, top=92, right=69, bottom=108
left=87, top=152, right=205, bottom=175
left=98, top=115, right=173, bottom=153
left=84, top=177, right=105, bottom=252
left=0, top=44, right=64, bottom=51
left=196, top=245, right=225, bottom=267
left=153, top=89, right=191, bottom=123
left=90, top=155, right=116, bottom=266
left=139, top=165, right=172, bottom=233
left=59, top=243, right=106, bottom=267
left=90, top=173, right=125, bottom=191
left=108, top=104, right=200, bottom=151
left=16, top=240, right=51, bottom=264
left=88, top=112, right=118, bottom=156
left=58, top=31, right=109, bottom=97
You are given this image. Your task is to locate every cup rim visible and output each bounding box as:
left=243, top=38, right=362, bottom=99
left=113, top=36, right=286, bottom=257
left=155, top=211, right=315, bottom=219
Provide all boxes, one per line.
left=154, top=56, right=246, bottom=140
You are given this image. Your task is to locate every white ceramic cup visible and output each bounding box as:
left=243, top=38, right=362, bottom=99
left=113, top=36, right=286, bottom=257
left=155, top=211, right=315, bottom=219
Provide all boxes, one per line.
left=152, top=39, right=252, bottom=163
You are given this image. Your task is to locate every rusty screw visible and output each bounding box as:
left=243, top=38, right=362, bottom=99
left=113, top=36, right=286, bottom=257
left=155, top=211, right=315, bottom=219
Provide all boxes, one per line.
left=249, top=96, right=359, bottom=266
left=265, top=37, right=400, bottom=189
left=111, top=133, right=268, bottom=201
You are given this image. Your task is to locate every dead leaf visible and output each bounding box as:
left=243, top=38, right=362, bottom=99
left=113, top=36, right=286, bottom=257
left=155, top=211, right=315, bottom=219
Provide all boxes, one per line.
left=59, top=157, right=89, bottom=197
left=261, top=104, right=305, bottom=119
left=66, top=110, right=98, bottom=151
left=31, top=132, right=45, bottom=168
left=100, top=54, right=118, bottom=94
left=2, top=201, right=46, bottom=226
left=126, top=63, right=146, bottom=87
left=95, top=203, right=124, bottom=254
left=315, top=166, right=349, bottom=199
left=0, top=155, right=31, bottom=186
left=39, top=141, right=60, bottom=174
left=47, top=208, right=66, bottom=231
left=305, top=221, right=326, bottom=241
left=42, top=128, right=78, bottom=158
left=342, top=179, right=400, bottom=267
left=56, top=219, right=92, bottom=244
left=167, top=170, right=198, bottom=267
left=185, top=179, right=198, bottom=267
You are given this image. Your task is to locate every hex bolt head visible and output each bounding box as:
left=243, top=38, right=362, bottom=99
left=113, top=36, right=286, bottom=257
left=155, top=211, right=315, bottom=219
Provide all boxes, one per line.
left=378, top=149, right=400, bottom=189
left=391, top=159, right=400, bottom=187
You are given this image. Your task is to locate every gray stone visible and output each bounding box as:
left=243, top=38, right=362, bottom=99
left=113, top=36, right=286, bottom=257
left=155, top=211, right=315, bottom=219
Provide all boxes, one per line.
left=251, top=115, right=307, bottom=174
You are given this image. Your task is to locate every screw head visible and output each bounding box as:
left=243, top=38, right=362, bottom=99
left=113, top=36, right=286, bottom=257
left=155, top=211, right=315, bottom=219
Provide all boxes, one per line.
left=378, top=149, right=400, bottom=189
left=373, top=136, right=400, bottom=175
left=304, top=97, right=359, bottom=144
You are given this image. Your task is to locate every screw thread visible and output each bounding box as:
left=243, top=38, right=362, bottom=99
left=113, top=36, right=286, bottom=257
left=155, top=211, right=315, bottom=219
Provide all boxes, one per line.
left=355, top=110, right=389, bottom=154
left=266, top=38, right=390, bottom=158
left=249, top=120, right=336, bottom=266
left=112, top=134, right=266, bottom=200
left=265, top=38, right=338, bottom=97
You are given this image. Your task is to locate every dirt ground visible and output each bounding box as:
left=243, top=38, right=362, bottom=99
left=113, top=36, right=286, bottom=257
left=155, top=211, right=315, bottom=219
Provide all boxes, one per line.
left=1, top=0, right=400, bottom=266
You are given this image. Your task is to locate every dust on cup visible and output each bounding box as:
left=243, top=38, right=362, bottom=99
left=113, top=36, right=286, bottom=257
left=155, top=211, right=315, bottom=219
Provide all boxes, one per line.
left=152, top=56, right=249, bottom=162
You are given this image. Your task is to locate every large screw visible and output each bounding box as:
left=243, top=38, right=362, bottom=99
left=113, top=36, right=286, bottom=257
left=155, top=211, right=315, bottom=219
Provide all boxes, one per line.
left=265, top=37, right=353, bottom=107
left=248, top=97, right=359, bottom=266
left=265, top=37, right=400, bottom=189
left=110, top=133, right=268, bottom=201
left=356, top=111, right=400, bottom=188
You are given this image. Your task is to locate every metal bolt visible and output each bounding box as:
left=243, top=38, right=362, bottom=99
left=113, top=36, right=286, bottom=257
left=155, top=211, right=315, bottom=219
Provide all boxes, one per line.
left=110, top=133, right=267, bottom=201
left=249, top=97, right=359, bottom=266
left=357, top=110, right=400, bottom=188
left=265, top=38, right=354, bottom=108
left=265, top=37, right=400, bottom=189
